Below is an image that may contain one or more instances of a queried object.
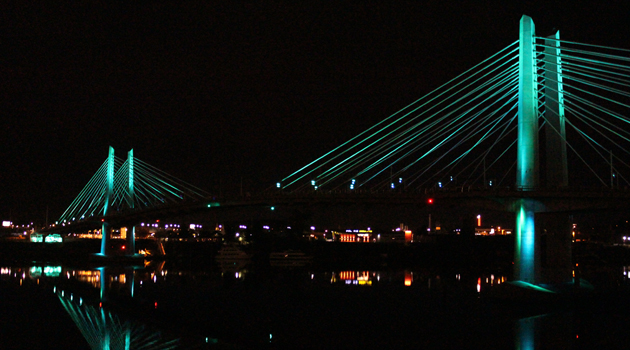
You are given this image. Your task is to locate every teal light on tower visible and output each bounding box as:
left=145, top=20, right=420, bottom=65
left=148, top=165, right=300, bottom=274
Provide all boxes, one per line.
left=126, top=149, right=136, bottom=256
left=100, top=146, right=115, bottom=256
left=514, top=199, right=538, bottom=283
left=544, top=31, right=569, bottom=188
left=516, top=15, right=539, bottom=191
left=515, top=15, right=540, bottom=283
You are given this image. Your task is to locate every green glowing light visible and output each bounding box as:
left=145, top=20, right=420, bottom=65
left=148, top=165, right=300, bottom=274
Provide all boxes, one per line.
left=514, top=199, right=537, bottom=283
left=510, top=280, right=555, bottom=293
left=207, top=202, right=220, bottom=208
left=516, top=15, right=539, bottom=190
left=45, top=234, right=63, bottom=243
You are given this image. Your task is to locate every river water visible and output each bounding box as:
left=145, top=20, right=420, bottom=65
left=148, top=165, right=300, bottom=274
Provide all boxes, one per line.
left=2, top=247, right=630, bottom=349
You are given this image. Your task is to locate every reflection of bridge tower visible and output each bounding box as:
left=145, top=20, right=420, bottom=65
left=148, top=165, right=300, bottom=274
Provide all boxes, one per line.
left=515, top=15, right=570, bottom=284
left=57, top=265, right=178, bottom=350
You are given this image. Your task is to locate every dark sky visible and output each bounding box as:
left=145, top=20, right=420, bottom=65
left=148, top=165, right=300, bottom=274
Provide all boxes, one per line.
left=2, top=1, right=629, bottom=223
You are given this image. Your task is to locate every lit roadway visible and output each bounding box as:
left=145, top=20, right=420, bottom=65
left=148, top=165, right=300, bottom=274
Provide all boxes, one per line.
left=40, top=187, right=630, bottom=234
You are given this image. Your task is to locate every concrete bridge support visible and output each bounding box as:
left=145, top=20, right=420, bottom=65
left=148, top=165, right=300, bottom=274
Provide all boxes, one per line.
left=126, top=149, right=136, bottom=256
left=544, top=31, right=569, bottom=188
left=100, top=146, right=115, bottom=256
left=515, top=16, right=572, bottom=285
left=515, top=15, right=540, bottom=283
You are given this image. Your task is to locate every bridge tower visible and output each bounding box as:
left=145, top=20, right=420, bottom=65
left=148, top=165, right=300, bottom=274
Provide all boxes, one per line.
left=515, top=16, right=571, bottom=285
left=126, top=149, right=136, bottom=256
left=514, top=15, right=539, bottom=284
left=100, top=146, right=115, bottom=256
left=544, top=31, right=569, bottom=188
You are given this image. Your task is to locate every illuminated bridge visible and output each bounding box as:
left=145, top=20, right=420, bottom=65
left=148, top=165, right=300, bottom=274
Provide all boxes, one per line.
left=277, top=15, right=630, bottom=286
left=45, top=16, right=630, bottom=287
left=43, top=147, right=213, bottom=257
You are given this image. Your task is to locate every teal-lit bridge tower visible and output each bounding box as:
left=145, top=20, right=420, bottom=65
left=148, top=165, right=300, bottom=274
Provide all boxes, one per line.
left=55, top=146, right=211, bottom=259
left=515, top=15, right=570, bottom=284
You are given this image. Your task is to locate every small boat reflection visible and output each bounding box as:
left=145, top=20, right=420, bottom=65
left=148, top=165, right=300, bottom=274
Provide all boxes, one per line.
left=269, top=250, right=313, bottom=267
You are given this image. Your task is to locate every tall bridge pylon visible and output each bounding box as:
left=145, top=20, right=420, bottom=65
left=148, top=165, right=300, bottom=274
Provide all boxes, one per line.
left=57, top=146, right=211, bottom=257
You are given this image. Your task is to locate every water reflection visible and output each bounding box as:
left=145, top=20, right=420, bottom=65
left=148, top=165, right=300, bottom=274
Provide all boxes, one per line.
left=56, top=286, right=178, bottom=350
left=515, top=312, right=577, bottom=350
left=2, top=261, right=630, bottom=348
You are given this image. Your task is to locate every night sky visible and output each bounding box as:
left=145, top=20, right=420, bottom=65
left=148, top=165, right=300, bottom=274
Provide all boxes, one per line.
left=2, top=2, right=629, bottom=223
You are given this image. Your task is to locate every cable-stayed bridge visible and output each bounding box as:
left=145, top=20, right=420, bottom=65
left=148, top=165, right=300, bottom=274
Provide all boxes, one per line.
left=42, top=15, right=630, bottom=287
left=46, top=147, right=213, bottom=257
left=277, top=15, right=630, bottom=286
left=281, top=18, right=630, bottom=193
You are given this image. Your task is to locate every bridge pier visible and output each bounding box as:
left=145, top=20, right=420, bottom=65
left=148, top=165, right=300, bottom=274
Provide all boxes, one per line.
left=100, top=222, right=113, bottom=256
left=514, top=16, right=573, bottom=286
left=514, top=199, right=539, bottom=283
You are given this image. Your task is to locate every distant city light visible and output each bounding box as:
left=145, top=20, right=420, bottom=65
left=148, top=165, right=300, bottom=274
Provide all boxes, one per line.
left=276, top=182, right=281, bottom=188
left=310, top=226, right=315, bottom=231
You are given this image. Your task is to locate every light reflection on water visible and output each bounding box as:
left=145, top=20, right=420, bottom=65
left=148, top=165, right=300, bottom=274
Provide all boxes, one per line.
left=2, top=262, right=630, bottom=349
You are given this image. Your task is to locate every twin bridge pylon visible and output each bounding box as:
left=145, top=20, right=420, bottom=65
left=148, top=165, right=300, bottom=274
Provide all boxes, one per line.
left=58, top=146, right=210, bottom=257
left=282, top=14, right=630, bottom=287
